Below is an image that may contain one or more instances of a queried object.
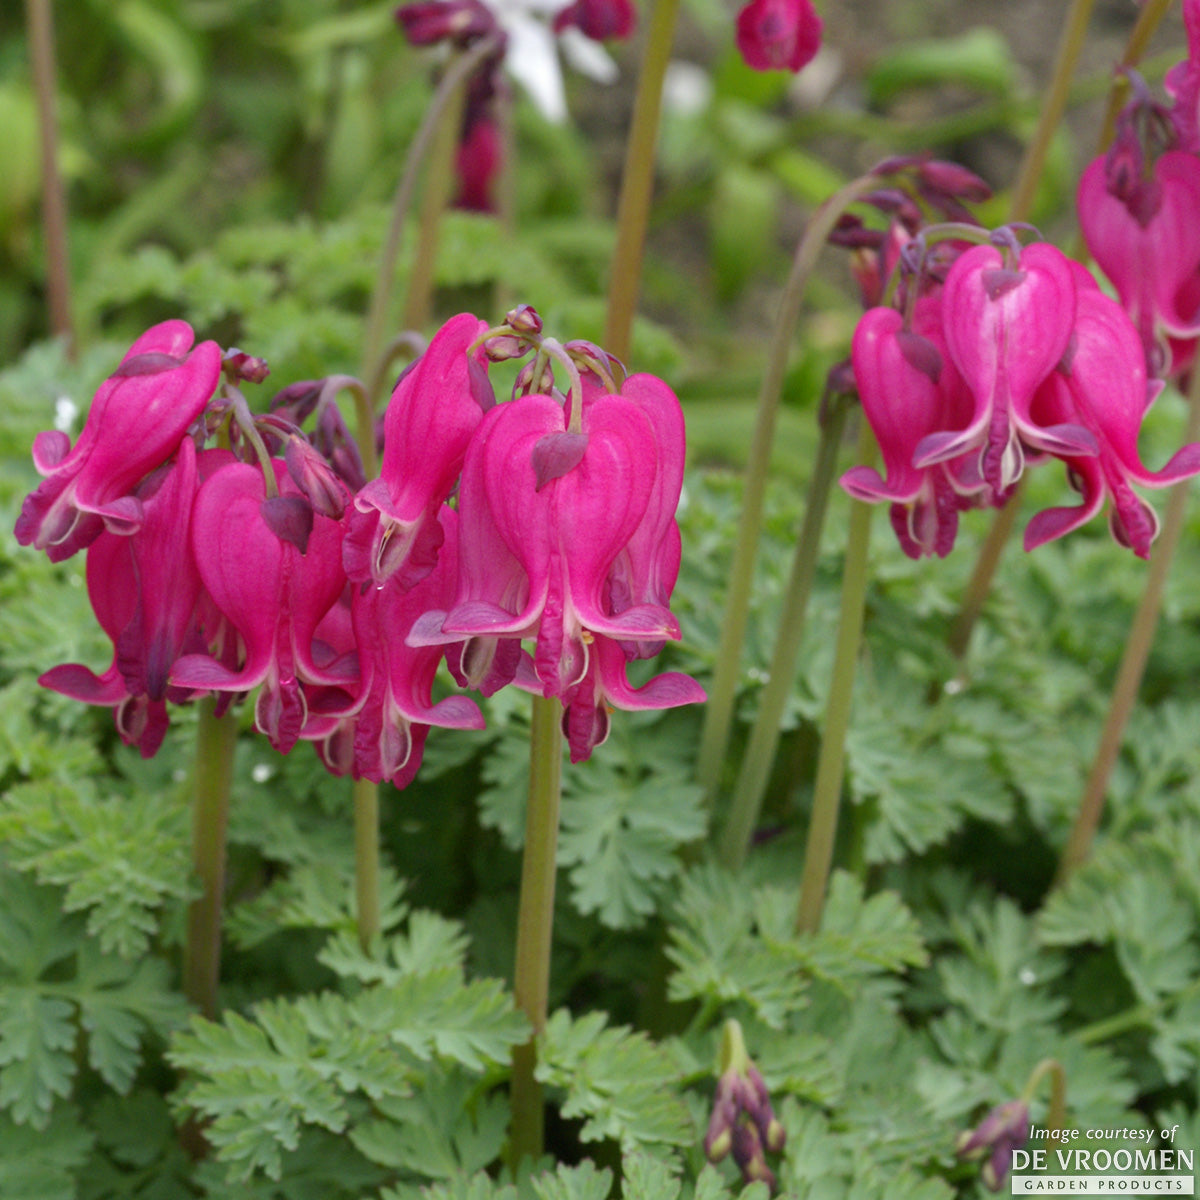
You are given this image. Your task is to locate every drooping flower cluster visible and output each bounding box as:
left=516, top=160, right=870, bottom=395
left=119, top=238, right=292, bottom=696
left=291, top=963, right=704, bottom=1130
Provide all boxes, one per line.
left=703, top=1020, right=786, bottom=1192
left=838, top=202, right=1200, bottom=559
left=16, top=310, right=703, bottom=781
left=957, top=1100, right=1030, bottom=1193
left=1077, top=7, right=1200, bottom=379
left=395, top=0, right=635, bottom=211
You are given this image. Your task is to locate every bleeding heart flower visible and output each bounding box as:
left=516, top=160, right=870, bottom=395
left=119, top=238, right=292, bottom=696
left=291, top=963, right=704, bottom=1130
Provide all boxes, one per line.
left=171, top=459, right=355, bottom=753
left=39, top=438, right=210, bottom=757
left=410, top=373, right=704, bottom=758
left=344, top=312, right=493, bottom=588
left=15, top=319, right=221, bottom=562
left=913, top=241, right=1095, bottom=493
left=1025, top=287, right=1200, bottom=557
left=1166, top=0, right=1200, bottom=153
left=841, top=300, right=986, bottom=559
left=1078, top=150, right=1200, bottom=377
left=310, top=508, right=484, bottom=785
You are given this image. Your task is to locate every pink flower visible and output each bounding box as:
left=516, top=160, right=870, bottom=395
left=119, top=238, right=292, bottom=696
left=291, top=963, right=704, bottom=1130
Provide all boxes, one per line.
left=39, top=438, right=209, bottom=757
left=840, top=301, right=984, bottom=559
left=1078, top=151, right=1200, bottom=377
left=912, top=241, right=1095, bottom=493
left=311, top=509, right=484, bottom=785
left=553, top=0, right=635, bottom=40
left=343, top=313, right=493, bottom=588
left=1025, top=287, right=1200, bottom=557
left=171, top=460, right=355, bottom=754
left=735, top=0, right=822, bottom=74
left=411, top=373, right=704, bottom=759
left=1166, top=0, right=1200, bottom=152
left=456, top=113, right=503, bottom=212
left=15, top=319, right=221, bottom=561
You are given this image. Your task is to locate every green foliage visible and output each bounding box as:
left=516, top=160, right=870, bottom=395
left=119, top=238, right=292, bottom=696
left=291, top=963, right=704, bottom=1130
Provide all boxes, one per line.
left=0, top=867, right=188, bottom=1129
left=0, top=777, right=193, bottom=958
left=537, top=1009, right=693, bottom=1151
left=3, top=2, right=1200, bottom=1195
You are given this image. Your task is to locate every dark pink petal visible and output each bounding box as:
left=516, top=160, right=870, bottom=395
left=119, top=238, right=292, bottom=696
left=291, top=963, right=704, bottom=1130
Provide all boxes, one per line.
left=1079, top=152, right=1200, bottom=373
left=15, top=320, right=220, bottom=559
left=735, top=0, right=822, bottom=73
left=940, top=242, right=1079, bottom=491
left=346, top=313, right=491, bottom=587
left=552, top=0, right=635, bottom=40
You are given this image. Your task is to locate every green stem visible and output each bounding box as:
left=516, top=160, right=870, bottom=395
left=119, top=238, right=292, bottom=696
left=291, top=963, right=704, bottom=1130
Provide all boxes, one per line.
left=183, top=699, right=238, bottom=1019
left=946, top=487, right=1022, bottom=663
left=24, top=0, right=74, bottom=356
left=353, top=778, right=381, bottom=950
left=361, top=37, right=499, bottom=396
left=509, top=695, right=564, bottom=1166
left=794, top=421, right=876, bottom=934
left=718, top=396, right=849, bottom=871
left=1022, top=1059, right=1067, bottom=1136
left=1008, top=0, right=1096, bottom=225
left=697, top=174, right=882, bottom=805
left=319, top=374, right=380, bottom=485
left=402, top=71, right=466, bottom=332
left=603, top=0, right=682, bottom=362
left=1056, top=368, right=1200, bottom=885
left=1074, top=975, right=1200, bottom=1046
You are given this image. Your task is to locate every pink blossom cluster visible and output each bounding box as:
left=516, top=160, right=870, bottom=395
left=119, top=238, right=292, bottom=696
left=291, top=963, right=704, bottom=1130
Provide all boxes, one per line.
left=15, top=311, right=703, bottom=777
left=837, top=146, right=1200, bottom=560
left=1077, top=1, right=1200, bottom=379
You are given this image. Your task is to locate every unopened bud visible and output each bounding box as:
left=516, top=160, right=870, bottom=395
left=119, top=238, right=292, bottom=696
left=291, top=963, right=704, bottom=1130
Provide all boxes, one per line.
left=505, top=303, right=543, bottom=335
left=223, top=348, right=271, bottom=385
left=285, top=436, right=348, bottom=519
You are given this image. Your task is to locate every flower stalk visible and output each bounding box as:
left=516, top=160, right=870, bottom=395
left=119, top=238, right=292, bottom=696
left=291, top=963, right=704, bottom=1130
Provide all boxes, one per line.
left=697, top=173, right=882, bottom=804
left=24, top=0, right=75, bottom=357
left=361, top=37, right=500, bottom=396
left=403, top=75, right=467, bottom=333
left=795, top=419, right=876, bottom=934
left=718, top=392, right=849, bottom=870
left=1023, top=1059, right=1067, bottom=1138
left=603, top=0, right=683, bottom=361
left=183, top=698, right=238, bottom=1019
left=509, top=694, right=565, bottom=1165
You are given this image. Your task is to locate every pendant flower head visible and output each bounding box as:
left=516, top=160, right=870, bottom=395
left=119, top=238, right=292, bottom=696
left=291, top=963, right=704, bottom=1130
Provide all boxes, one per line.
left=343, top=312, right=493, bottom=588
left=313, top=508, right=484, bottom=785
left=171, top=460, right=355, bottom=754
left=1024, top=286, right=1200, bottom=557
left=411, top=360, right=704, bottom=761
left=1078, top=150, right=1200, bottom=378
left=15, top=319, right=221, bottom=561
left=39, top=437, right=209, bottom=757
left=840, top=299, right=982, bottom=559
left=913, top=240, right=1095, bottom=494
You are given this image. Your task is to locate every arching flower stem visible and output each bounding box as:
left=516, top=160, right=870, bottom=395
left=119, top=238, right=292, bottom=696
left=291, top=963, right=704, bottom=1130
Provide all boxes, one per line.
left=794, top=420, right=877, bottom=934
left=603, top=0, right=683, bottom=361
left=697, top=173, right=883, bottom=806
left=361, top=36, right=502, bottom=399
left=718, top=393, right=850, bottom=871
